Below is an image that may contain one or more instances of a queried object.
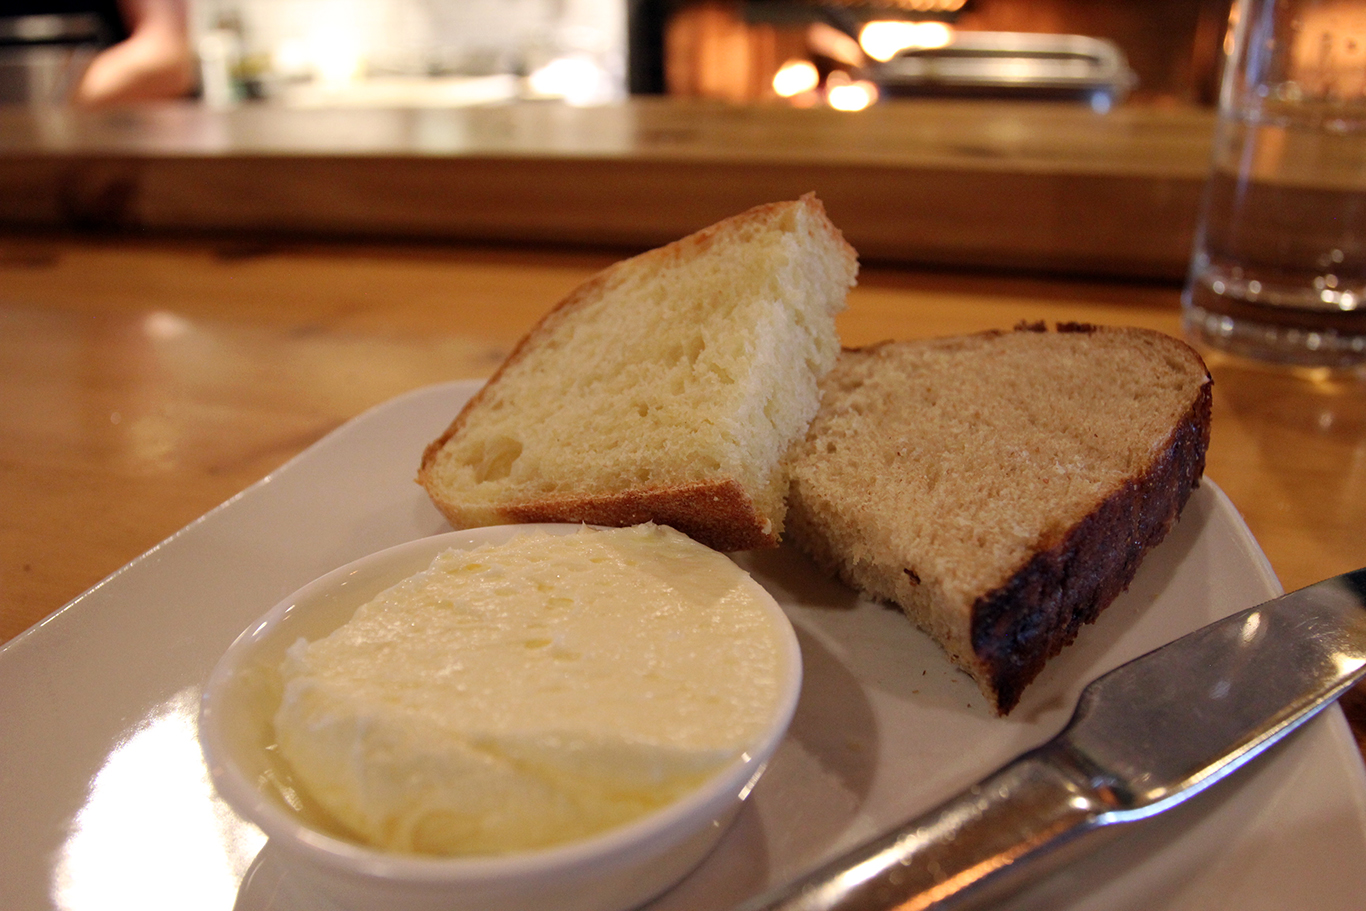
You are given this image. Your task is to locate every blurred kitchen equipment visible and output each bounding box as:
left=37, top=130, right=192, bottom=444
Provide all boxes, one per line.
left=860, top=31, right=1136, bottom=107
left=1183, top=0, right=1366, bottom=367
left=0, top=13, right=111, bottom=105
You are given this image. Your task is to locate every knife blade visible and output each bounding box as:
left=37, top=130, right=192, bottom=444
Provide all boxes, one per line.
left=737, top=567, right=1366, bottom=911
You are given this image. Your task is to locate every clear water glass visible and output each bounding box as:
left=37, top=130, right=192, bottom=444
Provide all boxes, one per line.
left=1183, top=0, right=1366, bottom=367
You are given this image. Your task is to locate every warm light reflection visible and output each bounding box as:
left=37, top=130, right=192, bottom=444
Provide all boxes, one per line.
left=827, top=77, right=879, bottom=112
left=143, top=310, right=191, bottom=341
left=51, top=688, right=265, bottom=911
left=859, top=20, right=954, bottom=62
left=527, top=54, right=616, bottom=105
left=901, top=0, right=967, bottom=10
left=1334, top=652, right=1366, bottom=677
left=309, top=33, right=365, bottom=86
left=773, top=59, right=820, bottom=97
left=271, top=18, right=365, bottom=86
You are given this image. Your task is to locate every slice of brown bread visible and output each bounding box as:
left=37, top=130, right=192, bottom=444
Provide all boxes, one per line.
left=787, top=322, right=1212, bottom=713
left=418, top=195, right=859, bottom=552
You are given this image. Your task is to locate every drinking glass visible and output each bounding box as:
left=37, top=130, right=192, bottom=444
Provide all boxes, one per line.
left=1183, top=0, right=1366, bottom=367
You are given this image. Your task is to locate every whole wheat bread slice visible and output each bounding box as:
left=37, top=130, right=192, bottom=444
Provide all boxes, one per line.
left=787, top=322, right=1212, bottom=713
left=419, top=195, right=858, bottom=552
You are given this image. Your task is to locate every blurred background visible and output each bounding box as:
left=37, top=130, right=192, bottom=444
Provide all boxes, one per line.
left=2, top=0, right=1235, bottom=110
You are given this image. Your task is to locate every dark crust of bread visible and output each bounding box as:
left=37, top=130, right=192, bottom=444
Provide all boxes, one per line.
left=971, top=367, right=1213, bottom=714
left=794, top=322, right=1214, bottom=714
left=417, top=195, right=851, bottom=553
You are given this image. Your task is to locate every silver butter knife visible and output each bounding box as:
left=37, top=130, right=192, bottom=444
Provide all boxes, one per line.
left=739, top=567, right=1366, bottom=911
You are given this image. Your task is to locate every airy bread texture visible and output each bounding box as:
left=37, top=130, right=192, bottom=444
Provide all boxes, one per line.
left=419, top=195, right=858, bottom=552
left=788, top=323, right=1212, bottom=714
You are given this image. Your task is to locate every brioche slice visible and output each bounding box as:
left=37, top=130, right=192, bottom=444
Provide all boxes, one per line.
left=787, top=323, right=1212, bottom=714
left=419, top=195, right=859, bottom=552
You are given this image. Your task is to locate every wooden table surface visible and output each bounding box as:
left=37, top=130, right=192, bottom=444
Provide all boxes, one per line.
left=0, top=99, right=1213, bottom=280
left=2, top=229, right=1364, bottom=760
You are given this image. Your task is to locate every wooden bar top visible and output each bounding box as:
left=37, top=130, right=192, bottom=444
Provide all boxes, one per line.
left=0, top=99, right=1214, bottom=279
left=2, top=229, right=1363, bottom=758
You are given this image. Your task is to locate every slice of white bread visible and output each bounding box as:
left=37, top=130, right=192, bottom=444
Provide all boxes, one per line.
left=418, top=194, right=859, bottom=552
left=787, top=323, right=1212, bottom=713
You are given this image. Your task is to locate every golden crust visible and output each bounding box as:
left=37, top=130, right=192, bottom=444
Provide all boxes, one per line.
left=426, top=478, right=777, bottom=553
left=418, top=194, right=852, bottom=553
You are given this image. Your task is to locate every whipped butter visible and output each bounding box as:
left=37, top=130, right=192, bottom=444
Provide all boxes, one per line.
left=273, top=523, right=789, bottom=856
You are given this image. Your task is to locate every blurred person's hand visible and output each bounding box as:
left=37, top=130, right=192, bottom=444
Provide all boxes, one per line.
left=74, top=0, right=194, bottom=106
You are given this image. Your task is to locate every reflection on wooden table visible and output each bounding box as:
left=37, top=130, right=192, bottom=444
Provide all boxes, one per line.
left=1, top=232, right=1363, bottom=758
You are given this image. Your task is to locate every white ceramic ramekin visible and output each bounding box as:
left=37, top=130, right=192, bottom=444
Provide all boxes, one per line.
left=199, top=524, right=802, bottom=911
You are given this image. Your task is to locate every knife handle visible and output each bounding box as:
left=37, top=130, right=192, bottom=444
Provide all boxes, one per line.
left=741, top=742, right=1109, bottom=911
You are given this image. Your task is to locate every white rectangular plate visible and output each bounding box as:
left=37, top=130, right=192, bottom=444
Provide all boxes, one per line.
left=3, top=380, right=1365, bottom=911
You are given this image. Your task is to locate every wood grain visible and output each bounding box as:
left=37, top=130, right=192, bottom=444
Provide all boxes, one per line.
left=0, top=99, right=1215, bottom=279
left=1, top=232, right=1363, bottom=758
